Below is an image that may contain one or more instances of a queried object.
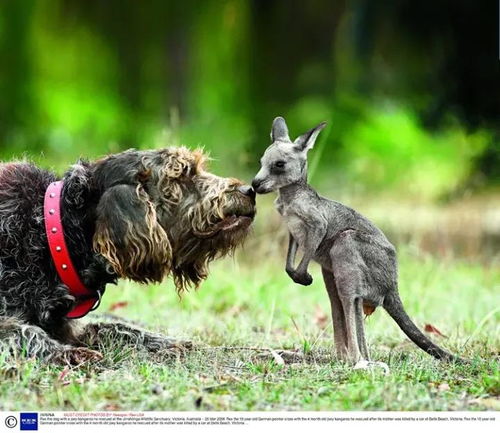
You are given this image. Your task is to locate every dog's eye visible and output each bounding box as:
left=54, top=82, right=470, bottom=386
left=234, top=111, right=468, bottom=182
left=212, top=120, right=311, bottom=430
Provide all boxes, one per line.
left=274, top=161, right=286, bottom=169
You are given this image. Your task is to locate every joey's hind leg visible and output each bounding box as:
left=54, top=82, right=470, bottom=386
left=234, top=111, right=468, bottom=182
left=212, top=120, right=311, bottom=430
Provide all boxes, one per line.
left=354, top=301, right=389, bottom=373
left=0, top=316, right=102, bottom=364
left=329, top=237, right=368, bottom=364
left=321, top=268, right=348, bottom=360
left=78, top=322, right=192, bottom=353
left=339, top=295, right=362, bottom=363
left=355, top=298, right=370, bottom=360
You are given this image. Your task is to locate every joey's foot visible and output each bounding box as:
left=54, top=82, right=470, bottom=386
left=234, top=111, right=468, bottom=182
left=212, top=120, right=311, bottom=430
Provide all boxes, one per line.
left=353, top=360, right=390, bottom=375
left=287, top=269, right=313, bottom=286
left=55, top=347, right=103, bottom=366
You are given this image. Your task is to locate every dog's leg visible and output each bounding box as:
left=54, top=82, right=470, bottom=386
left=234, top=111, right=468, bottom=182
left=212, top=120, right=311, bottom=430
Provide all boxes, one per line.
left=321, top=267, right=348, bottom=360
left=78, top=322, right=192, bottom=353
left=0, top=316, right=102, bottom=364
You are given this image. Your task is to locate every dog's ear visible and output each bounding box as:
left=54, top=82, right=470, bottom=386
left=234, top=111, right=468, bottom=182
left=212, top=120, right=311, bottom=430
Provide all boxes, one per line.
left=93, top=183, right=172, bottom=283
left=294, top=121, right=327, bottom=153
left=270, top=116, right=290, bottom=142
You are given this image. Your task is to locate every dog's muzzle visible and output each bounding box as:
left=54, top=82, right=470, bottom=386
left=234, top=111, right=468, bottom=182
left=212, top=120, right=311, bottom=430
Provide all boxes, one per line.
left=237, top=185, right=256, bottom=200
left=192, top=185, right=256, bottom=239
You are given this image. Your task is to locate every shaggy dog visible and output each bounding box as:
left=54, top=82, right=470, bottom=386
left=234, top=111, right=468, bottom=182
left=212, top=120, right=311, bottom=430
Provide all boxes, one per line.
left=0, top=147, right=255, bottom=364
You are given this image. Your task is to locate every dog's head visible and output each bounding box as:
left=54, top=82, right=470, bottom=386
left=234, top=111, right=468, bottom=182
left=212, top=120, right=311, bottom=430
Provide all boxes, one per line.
left=91, top=148, right=255, bottom=290
left=252, top=117, right=326, bottom=194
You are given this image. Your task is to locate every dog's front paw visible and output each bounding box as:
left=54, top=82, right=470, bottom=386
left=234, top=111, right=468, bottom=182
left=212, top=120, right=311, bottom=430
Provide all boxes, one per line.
left=143, top=334, right=193, bottom=353
left=56, top=347, right=103, bottom=365
left=289, top=270, right=313, bottom=286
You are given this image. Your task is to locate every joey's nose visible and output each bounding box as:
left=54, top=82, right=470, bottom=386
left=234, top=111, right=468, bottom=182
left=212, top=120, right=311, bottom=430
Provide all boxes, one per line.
left=238, top=185, right=256, bottom=200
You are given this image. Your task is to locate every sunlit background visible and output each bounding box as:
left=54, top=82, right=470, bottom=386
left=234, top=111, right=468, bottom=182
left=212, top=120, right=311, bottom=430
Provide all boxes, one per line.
left=0, top=0, right=499, bottom=261
left=1, top=0, right=499, bottom=412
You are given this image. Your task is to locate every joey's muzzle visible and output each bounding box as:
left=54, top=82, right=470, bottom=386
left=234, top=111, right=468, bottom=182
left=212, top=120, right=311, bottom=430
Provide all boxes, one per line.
left=251, top=177, right=271, bottom=194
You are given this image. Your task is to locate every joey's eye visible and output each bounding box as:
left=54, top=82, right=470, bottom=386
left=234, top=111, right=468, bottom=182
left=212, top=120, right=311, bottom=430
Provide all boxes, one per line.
left=274, top=160, right=286, bottom=169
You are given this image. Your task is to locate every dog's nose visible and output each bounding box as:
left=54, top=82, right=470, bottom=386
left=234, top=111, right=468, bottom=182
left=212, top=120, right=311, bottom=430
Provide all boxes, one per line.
left=238, top=185, right=256, bottom=199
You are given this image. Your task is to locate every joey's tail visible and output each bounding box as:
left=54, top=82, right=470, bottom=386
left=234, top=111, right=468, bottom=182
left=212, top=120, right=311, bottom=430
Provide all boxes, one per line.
left=383, top=292, right=464, bottom=363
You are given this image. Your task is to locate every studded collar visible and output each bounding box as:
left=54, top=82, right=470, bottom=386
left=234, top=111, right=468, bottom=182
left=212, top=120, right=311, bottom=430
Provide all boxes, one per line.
left=44, top=181, right=101, bottom=319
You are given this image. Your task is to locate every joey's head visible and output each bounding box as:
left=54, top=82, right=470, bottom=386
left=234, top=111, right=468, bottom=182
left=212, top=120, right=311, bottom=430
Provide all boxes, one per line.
left=251, top=117, right=326, bottom=194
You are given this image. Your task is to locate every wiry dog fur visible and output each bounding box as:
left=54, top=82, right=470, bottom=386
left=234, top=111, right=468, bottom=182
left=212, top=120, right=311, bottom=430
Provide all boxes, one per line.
left=0, top=147, right=255, bottom=364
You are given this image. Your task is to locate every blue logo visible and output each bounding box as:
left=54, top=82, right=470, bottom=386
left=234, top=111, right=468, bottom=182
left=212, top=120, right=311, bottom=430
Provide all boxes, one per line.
left=20, top=413, right=38, bottom=431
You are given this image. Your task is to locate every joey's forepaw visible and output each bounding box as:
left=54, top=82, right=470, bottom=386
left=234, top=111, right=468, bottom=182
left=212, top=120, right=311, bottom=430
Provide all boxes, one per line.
left=288, top=270, right=313, bottom=286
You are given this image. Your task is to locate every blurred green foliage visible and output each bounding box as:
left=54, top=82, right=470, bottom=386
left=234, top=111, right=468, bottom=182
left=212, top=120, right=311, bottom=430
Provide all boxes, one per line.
left=0, top=0, right=498, bottom=199
left=335, top=102, right=489, bottom=199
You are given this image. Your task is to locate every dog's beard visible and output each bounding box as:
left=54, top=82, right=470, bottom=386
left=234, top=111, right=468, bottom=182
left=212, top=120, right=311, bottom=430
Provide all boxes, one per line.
left=170, top=222, right=251, bottom=292
left=164, top=190, right=254, bottom=291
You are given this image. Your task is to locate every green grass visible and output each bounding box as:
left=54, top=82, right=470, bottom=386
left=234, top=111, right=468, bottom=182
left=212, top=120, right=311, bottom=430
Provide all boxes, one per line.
left=0, top=244, right=498, bottom=411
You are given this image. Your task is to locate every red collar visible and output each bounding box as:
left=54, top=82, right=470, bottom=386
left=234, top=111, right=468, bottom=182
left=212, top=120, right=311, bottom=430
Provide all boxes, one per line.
left=44, top=181, right=101, bottom=319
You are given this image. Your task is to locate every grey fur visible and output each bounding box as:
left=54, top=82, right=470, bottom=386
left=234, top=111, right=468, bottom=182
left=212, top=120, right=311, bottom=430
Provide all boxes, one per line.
left=252, top=117, right=462, bottom=364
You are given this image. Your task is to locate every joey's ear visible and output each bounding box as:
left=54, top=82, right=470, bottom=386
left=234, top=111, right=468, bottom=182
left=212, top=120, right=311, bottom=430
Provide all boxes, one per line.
left=270, top=116, right=290, bottom=142
left=93, top=184, right=172, bottom=283
left=294, top=121, right=327, bottom=152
